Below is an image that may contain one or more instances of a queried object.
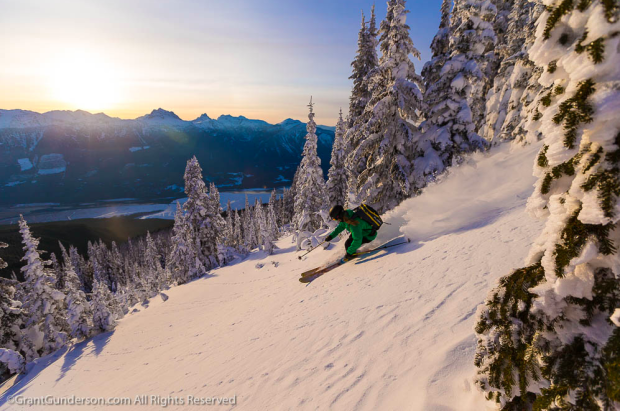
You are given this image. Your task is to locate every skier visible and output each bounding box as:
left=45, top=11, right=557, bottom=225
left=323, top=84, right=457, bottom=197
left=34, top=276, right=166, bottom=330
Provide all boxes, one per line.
left=324, top=205, right=379, bottom=262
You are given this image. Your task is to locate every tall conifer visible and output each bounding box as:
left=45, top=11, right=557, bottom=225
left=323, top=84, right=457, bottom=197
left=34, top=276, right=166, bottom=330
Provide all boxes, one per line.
left=293, top=97, right=328, bottom=231
left=346, top=0, right=424, bottom=212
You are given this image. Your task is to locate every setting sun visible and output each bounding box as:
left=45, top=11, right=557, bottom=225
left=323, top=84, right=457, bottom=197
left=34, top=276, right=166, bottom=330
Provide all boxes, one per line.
left=48, top=51, right=121, bottom=112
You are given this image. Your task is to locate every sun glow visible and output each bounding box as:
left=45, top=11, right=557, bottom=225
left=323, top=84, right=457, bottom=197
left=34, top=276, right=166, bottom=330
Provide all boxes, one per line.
left=48, top=51, right=122, bottom=111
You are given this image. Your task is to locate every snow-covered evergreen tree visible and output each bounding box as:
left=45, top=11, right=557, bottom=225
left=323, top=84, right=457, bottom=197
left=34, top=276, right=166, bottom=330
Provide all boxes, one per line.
left=326, top=109, right=348, bottom=208
left=280, top=188, right=295, bottom=227
left=367, top=4, right=379, bottom=63
left=421, top=0, right=493, bottom=170
left=268, top=190, right=279, bottom=241
left=169, top=202, right=201, bottom=284
left=144, top=231, right=162, bottom=294
left=62, top=256, right=93, bottom=340
left=254, top=199, right=269, bottom=253
left=209, top=183, right=227, bottom=244
left=347, top=6, right=379, bottom=129
left=481, top=0, right=545, bottom=143
left=56, top=242, right=71, bottom=290
left=475, top=1, right=620, bottom=408
left=224, top=200, right=234, bottom=247
left=49, top=252, right=60, bottom=287
left=18, top=216, right=68, bottom=361
left=293, top=97, right=328, bottom=231
left=108, top=241, right=124, bottom=289
left=346, top=0, right=424, bottom=212
left=422, top=0, right=453, bottom=124
left=243, top=195, right=257, bottom=250
left=0, top=267, right=25, bottom=380
left=208, top=183, right=230, bottom=266
left=0, top=348, right=25, bottom=379
left=253, top=198, right=262, bottom=247
left=69, top=245, right=87, bottom=292
left=183, top=156, right=218, bottom=270
left=233, top=209, right=244, bottom=252
left=90, top=279, right=117, bottom=333
left=0, top=278, right=23, bottom=352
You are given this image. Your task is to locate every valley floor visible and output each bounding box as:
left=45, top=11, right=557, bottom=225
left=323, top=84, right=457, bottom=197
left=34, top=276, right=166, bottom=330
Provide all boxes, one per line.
left=0, top=142, right=544, bottom=411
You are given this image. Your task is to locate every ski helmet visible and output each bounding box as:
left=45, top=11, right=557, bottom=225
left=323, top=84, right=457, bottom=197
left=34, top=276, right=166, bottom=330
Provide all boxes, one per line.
left=329, top=205, right=345, bottom=220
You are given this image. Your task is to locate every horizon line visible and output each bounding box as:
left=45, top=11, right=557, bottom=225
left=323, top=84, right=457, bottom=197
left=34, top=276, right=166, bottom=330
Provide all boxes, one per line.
left=0, top=107, right=338, bottom=128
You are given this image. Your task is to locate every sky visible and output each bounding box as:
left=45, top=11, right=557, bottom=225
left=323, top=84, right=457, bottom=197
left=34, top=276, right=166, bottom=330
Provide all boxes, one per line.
left=0, top=0, right=443, bottom=125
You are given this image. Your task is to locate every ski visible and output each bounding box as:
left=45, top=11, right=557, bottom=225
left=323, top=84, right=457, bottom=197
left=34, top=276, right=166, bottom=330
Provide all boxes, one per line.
left=299, top=262, right=344, bottom=283
left=299, top=238, right=410, bottom=283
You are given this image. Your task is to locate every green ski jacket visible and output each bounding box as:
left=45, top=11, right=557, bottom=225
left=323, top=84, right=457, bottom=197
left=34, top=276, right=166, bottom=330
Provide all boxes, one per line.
left=328, top=209, right=378, bottom=255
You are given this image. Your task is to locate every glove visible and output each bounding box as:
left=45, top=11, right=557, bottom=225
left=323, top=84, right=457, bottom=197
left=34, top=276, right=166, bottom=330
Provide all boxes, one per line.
left=325, top=235, right=334, bottom=242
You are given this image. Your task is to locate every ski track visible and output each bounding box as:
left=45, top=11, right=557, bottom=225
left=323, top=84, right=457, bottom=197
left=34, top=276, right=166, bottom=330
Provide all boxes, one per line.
left=0, top=144, right=544, bottom=411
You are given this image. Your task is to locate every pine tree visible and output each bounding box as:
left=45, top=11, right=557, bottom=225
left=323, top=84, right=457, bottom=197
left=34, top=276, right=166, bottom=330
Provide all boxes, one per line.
left=347, top=7, right=379, bottom=129
left=481, top=0, right=544, bottom=143
left=224, top=200, right=234, bottom=247
left=63, top=256, right=92, bottom=340
left=0, top=348, right=25, bottom=378
left=326, top=109, right=348, bottom=208
left=144, top=231, right=162, bottom=294
left=243, top=195, right=256, bottom=250
left=18, top=216, right=68, bottom=361
left=183, top=157, right=218, bottom=271
left=281, top=188, right=295, bottom=227
left=421, top=0, right=493, bottom=171
left=268, top=190, right=279, bottom=241
left=346, top=0, right=424, bottom=212
left=475, top=2, right=620, bottom=408
left=253, top=198, right=263, bottom=247
left=169, top=202, right=201, bottom=284
left=95, top=240, right=114, bottom=291
left=56, top=242, right=71, bottom=290
left=69, top=245, right=87, bottom=292
left=109, top=241, right=124, bottom=289
left=90, top=279, right=117, bottom=333
left=344, top=5, right=380, bottom=192
left=209, top=183, right=228, bottom=266
left=422, top=0, right=453, bottom=124
left=233, top=209, right=244, bottom=251
left=254, top=199, right=269, bottom=253
left=0, top=278, right=23, bottom=352
left=49, top=252, right=60, bottom=287
left=293, top=97, right=328, bottom=231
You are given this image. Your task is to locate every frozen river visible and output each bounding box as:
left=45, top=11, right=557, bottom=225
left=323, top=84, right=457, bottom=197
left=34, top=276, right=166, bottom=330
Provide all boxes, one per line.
left=0, top=189, right=282, bottom=225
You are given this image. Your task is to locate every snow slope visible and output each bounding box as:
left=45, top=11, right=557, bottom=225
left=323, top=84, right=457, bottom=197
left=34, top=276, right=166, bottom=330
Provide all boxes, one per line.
left=0, top=142, right=544, bottom=411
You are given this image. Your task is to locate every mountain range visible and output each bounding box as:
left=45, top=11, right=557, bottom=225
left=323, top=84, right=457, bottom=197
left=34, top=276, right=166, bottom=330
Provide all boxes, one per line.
left=0, top=109, right=335, bottom=207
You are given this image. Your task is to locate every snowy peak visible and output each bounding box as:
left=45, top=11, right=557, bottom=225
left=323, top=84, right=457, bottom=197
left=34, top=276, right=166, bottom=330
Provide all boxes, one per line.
left=213, top=114, right=271, bottom=130
left=44, top=110, right=117, bottom=124
left=0, top=109, right=122, bottom=128
left=0, top=109, right=337, bottom=131
left=277, top=118, right=303, bottom=129
left=0, top=109, right=44, bottom=128
left=137, top=108, right=184, bottom=124
left=192, top=113, right=211, bottom=123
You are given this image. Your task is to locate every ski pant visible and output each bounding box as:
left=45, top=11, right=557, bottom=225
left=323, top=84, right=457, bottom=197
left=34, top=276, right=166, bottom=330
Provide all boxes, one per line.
left=344, top=233, right=374, bottom=254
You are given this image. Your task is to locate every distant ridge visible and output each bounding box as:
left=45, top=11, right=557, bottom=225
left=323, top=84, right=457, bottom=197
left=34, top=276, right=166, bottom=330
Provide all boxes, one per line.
left=0, top=108, right=335, bottom=206
left=0, top=108, right=336, bottom=130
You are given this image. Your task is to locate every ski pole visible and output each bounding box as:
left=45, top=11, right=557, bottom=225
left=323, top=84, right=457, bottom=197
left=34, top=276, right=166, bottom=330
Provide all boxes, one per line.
left=373, top=238, right=410, bottom=251
left=353, top=238, right=411, bottom=256
left=297, top=240, right=327, bottom=260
